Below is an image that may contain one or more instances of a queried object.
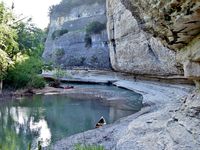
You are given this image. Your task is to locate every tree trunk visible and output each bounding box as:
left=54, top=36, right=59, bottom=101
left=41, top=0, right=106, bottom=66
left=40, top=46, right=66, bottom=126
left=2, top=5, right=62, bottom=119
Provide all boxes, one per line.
left=0, top=80, right=2, bottom=94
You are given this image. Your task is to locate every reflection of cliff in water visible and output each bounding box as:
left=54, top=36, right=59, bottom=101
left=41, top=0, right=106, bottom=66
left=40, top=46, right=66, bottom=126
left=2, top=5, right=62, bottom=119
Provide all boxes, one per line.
left=0, top=89, right=142, bottom=149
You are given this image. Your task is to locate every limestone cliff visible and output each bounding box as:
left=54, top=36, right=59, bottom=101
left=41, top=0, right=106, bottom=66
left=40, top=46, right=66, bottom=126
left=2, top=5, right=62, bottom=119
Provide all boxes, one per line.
left=106, top=1, right=200, bottom=149
left=44, top=0, right=200, bottom=80
left=107, top=0, right=183, bottom=76
left=120, top=0, right=200, bottom=50
left=43, top=0, right=111, bottom=69
left=118, top=0, right=200, bottom=84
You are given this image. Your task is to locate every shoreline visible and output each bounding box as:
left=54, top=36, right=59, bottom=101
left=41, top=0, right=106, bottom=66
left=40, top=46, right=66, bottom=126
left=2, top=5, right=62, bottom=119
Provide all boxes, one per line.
left=1, top=70, right=198, bottom=150
left=41, top=70, right=197, bottom=150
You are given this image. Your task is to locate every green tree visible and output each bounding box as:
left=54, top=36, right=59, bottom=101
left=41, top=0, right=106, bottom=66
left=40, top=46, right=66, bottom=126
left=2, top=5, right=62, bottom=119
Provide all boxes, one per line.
left=0, top=3, right=16, bottom=93
left=16, top=21, right=46, bottom=56
left=0, top=50, right=13, bottom=93
left=5, top=21, right=47, bottom=89
left=0, top=2, right=46, bottom=90
left=0, top=3, right=18, bottom=58
left=6, top=56, right=45, bottom=89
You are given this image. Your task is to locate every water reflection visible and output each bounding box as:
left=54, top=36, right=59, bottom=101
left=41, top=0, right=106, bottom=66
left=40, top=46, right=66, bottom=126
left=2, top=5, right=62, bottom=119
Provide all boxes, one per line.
left=0, top=90, right=142, bottom=149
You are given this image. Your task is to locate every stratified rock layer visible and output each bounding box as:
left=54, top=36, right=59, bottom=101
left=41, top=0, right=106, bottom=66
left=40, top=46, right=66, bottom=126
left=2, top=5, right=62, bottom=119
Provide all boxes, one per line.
left=43, top=0, right=111, bottom=69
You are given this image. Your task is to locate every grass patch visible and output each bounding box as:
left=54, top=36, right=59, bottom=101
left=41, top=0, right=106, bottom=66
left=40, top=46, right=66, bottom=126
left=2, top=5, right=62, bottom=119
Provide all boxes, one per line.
left=52, top=29, right=68, bottom=40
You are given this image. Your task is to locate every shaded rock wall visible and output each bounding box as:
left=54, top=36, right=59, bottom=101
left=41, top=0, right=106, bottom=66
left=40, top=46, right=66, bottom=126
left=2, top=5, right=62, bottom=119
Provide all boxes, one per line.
left=177, top=35, right=200, bottom=87
left=107, top=0, right=183, bottom=76
left=43, top=0, right=111, bottom=69
left=119, top=0, right=200, bottom=85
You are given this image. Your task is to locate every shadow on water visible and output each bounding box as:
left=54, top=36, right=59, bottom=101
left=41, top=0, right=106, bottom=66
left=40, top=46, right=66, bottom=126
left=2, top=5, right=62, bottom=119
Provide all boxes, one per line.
left=0, top=84, right=142, bottom=149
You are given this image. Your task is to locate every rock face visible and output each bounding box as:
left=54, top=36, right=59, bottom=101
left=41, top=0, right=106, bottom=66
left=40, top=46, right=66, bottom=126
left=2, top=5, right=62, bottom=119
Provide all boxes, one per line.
left=43, top=0, right=111, bottom=69
left=120, top=0, right=200, bottom=50
left=106, top=0, right=183, bottom=76
left=119, top=0, right=200, bottom=85
left=177, top=35, right=200, bottom=87
left=43, top=0, right=200, bottom=80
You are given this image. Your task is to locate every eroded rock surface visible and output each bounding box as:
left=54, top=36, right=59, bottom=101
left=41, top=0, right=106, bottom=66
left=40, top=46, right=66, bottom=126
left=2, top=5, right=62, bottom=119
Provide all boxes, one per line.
left=117, top=0, right=200, bottom=85
left=121, top=0, right=200, bottom=50
left=107, top=0, right=183, bottom=76
left=177, top=35, right=200, bottom=86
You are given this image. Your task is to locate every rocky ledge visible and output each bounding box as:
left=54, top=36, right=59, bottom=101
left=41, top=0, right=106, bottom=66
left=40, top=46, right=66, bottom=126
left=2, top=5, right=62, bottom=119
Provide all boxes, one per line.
left=43, top=70, right=200, bottom=150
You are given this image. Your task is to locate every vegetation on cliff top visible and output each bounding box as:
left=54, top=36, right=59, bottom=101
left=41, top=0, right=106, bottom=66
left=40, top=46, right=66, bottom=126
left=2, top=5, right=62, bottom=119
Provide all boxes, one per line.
left=49, top=0, right=105, bottom=17
left=84, top=21, right=106, bottom=48
left=86, top=21, right=106, bottom=35
left=51, top=29, right=68, bottom=40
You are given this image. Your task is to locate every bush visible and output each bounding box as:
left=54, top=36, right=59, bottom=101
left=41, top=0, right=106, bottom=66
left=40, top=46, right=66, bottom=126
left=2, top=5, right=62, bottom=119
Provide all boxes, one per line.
left=53, top=67, right=66, bottom=80
left=28, top=75, right=46, bottom=89
left=52, top=29, right=68, bottom=40
left=5, top=56, right=44, bottom=89
left=50, top=67, right=72, bottom=88
left=50, top=0, right=105, bottom=17
left=86, top=21, right=106, bottom=35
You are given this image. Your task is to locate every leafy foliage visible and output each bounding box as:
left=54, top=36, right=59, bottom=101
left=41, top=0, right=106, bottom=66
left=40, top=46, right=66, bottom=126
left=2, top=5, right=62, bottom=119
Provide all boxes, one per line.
left=84, top=21, right=106, bottom=48
left=49, top=67, right=71, bottom=88
left=16, top=21, right=46, bottom=56
left=51, top=29, right=68, bottom=40
left=53, top=67, right=66, bottom=80
left=5, top=56, right=45, bottom=89
left=0, top=3, right=18, bottom=57
left=0, top=3, right=47, bottom=90
left=86, top=21, right=106, bottom=35
left=0, top=3, right=16, bottom=92
left=0, top=50, right=13, bottom=80
left=49, top=0, right=105, bottom=17
left=27, top=75, right=46, bottom=89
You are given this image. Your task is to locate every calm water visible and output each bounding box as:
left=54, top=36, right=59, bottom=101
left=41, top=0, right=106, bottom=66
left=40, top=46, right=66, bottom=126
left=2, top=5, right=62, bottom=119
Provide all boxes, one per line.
left=0, top=85, right=142, bottom=150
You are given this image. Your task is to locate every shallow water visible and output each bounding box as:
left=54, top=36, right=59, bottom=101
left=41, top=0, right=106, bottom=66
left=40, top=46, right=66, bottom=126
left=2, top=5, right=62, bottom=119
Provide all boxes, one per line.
left=0, top=85, right=142, bottom=149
